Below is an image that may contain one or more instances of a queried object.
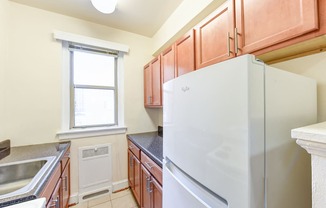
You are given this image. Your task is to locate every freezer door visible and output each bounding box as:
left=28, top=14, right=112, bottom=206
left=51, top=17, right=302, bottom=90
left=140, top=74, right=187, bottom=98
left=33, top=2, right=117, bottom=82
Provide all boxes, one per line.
left=163, top=55, right=265, bottom=208
left=163, top=159, right=228, bottom=208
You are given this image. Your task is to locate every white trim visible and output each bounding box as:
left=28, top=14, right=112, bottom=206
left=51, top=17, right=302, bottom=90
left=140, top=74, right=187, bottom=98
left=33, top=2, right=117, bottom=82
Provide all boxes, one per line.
left=57, top=126, right=127, bottom=140
left=53, top=30, right=129, bottom=53
left=112, top=179, right=129, bottom=192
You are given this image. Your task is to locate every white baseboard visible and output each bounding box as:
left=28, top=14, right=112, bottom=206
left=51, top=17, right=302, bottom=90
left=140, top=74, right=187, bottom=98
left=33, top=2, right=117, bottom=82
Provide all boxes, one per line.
left=69, top=179, right=129, bottom=205
left=112, top=179, right=129, bottom=192
left=69, top=193, right=79, bottom=205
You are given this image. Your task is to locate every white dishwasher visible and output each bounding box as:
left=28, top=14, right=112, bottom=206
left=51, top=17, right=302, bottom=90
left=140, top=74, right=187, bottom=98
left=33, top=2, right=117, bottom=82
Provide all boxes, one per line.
left=7, top=198, right=46, bottom=208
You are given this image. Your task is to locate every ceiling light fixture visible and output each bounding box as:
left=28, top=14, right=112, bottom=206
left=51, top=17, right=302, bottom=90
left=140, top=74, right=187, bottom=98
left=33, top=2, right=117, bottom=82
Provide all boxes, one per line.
left=91, top=0, right=118, bottom=14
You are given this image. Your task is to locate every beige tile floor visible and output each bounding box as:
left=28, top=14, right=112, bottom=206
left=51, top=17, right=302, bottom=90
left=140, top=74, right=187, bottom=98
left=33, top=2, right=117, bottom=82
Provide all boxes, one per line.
left=74, top=188, right=139, bottom=208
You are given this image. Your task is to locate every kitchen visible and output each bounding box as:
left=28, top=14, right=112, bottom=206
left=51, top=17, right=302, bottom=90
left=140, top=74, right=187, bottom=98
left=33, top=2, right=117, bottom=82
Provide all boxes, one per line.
left=0, top=0, right=326, bottom=207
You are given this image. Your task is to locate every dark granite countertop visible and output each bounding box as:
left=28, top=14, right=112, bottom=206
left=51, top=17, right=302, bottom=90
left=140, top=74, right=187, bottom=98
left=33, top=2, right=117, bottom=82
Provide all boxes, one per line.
left=127, top=131, right=163, bottom=168
left=0, top=142, right=70, bottom=207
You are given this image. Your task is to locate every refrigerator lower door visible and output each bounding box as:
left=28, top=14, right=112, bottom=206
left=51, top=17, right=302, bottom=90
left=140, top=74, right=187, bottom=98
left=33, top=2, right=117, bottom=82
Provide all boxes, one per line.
left=163, top=160, right=228, bottom=208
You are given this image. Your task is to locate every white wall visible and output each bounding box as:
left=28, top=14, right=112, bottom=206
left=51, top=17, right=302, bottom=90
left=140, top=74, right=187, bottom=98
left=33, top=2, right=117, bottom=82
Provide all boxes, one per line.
left=0, top=0, right=160, bottom=200
left=272, top=52, right=326, bottom=122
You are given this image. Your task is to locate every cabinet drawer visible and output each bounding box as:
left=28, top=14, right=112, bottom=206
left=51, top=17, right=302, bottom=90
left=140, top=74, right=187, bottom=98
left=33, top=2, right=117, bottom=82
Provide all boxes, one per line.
left=141, top=152, right=162, bottom=185
left=128, top=140, right=140, bottom=159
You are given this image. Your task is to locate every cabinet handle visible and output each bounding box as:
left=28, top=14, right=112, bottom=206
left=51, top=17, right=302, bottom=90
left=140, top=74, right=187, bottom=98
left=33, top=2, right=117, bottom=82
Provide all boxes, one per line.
left=129, top=145, right=134, bottom=149
left=146, top=176, right=153, bottom=193
left=129, top=156, right=133, bottom=167
left=148, top=96, right=153, bottom=104
left=227, top=32, right=231, bottom=57
left=64, top=175, right=68, bottom=191
left=234, top=27, right=239, bottom=54
left=145, top=162, right=153, bottom=170
left=49, top=196, right=60, bottom=208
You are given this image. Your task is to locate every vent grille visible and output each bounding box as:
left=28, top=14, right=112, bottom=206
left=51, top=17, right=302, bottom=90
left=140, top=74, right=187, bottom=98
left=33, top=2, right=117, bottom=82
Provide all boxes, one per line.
left=82, top=146, right=109, bottom=158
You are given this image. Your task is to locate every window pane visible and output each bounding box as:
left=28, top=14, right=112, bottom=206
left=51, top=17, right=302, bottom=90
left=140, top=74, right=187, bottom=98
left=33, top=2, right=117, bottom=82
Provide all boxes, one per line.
left=73, top=51, right=115, bottom=86
left=74, top=88, right=115, bottom=127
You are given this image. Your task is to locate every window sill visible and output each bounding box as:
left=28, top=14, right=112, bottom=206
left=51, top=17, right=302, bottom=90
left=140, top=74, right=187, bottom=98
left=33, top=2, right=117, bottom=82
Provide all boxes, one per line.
left=57, top=126, right=127, bottom=140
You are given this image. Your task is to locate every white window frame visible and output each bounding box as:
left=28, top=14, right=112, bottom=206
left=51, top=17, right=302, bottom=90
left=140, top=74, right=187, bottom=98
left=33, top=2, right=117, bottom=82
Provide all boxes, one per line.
left=54, top=31, right=128, bottom=140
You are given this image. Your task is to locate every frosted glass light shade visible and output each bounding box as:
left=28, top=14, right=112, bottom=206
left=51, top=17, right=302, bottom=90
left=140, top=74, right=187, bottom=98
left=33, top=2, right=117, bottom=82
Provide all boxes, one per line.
left=91, top=0, right=118, bottom=14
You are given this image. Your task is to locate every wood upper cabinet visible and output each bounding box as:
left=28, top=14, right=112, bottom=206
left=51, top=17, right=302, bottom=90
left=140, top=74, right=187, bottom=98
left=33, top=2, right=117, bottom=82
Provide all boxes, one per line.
left=236, top=0, right=319, bottom=55
left=161, top=45, right=175, bottom=83
left=175, top=30, right=195, bottom=76
left=195, top=0, right=235, bottom=69
left=144, top=57, right=162, bottom=108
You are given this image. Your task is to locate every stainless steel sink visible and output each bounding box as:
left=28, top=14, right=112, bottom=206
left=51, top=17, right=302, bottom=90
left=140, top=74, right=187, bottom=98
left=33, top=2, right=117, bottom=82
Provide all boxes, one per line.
left=0, top=156, right=55, bottom=199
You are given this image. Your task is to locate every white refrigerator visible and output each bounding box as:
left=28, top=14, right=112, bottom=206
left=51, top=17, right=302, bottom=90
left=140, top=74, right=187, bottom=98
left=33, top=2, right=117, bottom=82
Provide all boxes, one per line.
left=163, top=55, right=316, bottom=208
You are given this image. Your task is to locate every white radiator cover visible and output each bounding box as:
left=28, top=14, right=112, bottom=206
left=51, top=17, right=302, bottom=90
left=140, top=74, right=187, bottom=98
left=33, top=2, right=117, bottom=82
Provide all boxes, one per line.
left=78, top=144, right=112, bottom=202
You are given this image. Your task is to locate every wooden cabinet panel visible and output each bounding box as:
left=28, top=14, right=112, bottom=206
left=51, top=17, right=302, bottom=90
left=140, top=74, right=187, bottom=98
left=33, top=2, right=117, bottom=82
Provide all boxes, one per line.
left=128, top=140, right=140, bottom=159
left=128, top=148, right=141, bottom=205
left=47, top=179, right=61, bottom=208
left=61, top=160, right=70, bottom=208
left=195, top=1, right=235, bottom=69
left=40, top=165, right=61, bottom=203
left=151, top=57, right=161, bottom=106
left=144, top=64, right=152, bottom=106
left=144, top=57, right=162, bottom=108
left=141, top=152, right=162, bottom=185
left=175, top=30, right=195, bottom=76
left=134, top=157, right=141, bottom=204
left=161, top=46, right=175, bottom=83
left=236, top=0, right=319, bottom=55
left=151, top=178, right=162, bottom=208
left=141, top=165, right=152, bottom=208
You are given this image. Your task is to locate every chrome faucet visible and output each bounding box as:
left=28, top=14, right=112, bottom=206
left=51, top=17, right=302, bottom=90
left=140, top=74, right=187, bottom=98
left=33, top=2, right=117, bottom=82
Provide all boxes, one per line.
left=0, top=139, right=10, bottom=160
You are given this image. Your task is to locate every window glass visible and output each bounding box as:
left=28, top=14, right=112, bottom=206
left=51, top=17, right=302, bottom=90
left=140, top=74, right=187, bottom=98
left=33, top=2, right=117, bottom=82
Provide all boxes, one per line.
left=74, top=88, right=115, bottom=127
left=71, top=48, right=117, bottom=128
left=73, top=51, right=115, bottom=87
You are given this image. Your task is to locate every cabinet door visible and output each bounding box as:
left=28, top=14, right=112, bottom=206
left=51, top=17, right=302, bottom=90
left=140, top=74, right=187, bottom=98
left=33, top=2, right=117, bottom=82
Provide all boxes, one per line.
left=141, top=165, right=152, bottom=208
left=128, top=150, right=134, bottom=188
left=235, top=0, right=319, bottom=54
left=151, top=178, right=162, bottom=208
left=61, top=160, right=70, bottom=208
left=161, top=46, right=175, bottom=83
left=144, top=64, right=152, bottom=106
left=134, top=156, right=141, bottom=204
left=151, top=57, right=162, bottom=106
left=175, top=30, right=196, bottom=76
left=195, top=1, right=235, bottom=69
left=128, top=150, right=141, bottom=204
left=47, top=179, right=61, bottom=208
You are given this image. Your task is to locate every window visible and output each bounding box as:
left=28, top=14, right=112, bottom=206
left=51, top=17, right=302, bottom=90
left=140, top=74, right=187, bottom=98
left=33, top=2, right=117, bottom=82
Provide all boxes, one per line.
left=54, top=31, right=129, bottom=139
left=69, top=45, right=118, bottom=128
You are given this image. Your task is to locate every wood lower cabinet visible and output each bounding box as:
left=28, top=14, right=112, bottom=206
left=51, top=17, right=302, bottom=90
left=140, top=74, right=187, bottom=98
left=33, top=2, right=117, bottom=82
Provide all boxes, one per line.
left=128, top=148, right=141, bottom=205
left=128, top=139, right=163, bottom=208
left=141, top=165, right=151, bottom=208
left=140, top=152, right=162, bottom=208
left=40, top=147, right=71, bottom=208
left=61, top=160, right=70, bottom=208
left=47, top=179, right=61, bottom=208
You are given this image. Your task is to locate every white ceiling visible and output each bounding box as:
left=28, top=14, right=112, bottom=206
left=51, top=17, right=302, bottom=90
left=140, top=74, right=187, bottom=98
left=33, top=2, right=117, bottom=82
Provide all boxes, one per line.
left=9, top=0, right=184, bottom=37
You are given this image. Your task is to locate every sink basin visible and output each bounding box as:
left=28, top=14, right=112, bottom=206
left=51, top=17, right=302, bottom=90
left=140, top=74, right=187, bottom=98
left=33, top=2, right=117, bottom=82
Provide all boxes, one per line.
left=0, top=156, right=55, bottom=199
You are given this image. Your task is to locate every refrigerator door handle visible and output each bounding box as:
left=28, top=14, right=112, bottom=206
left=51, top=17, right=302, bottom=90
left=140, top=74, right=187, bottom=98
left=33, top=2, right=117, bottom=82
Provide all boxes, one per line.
left=165, top=160, right=228, bottom=208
